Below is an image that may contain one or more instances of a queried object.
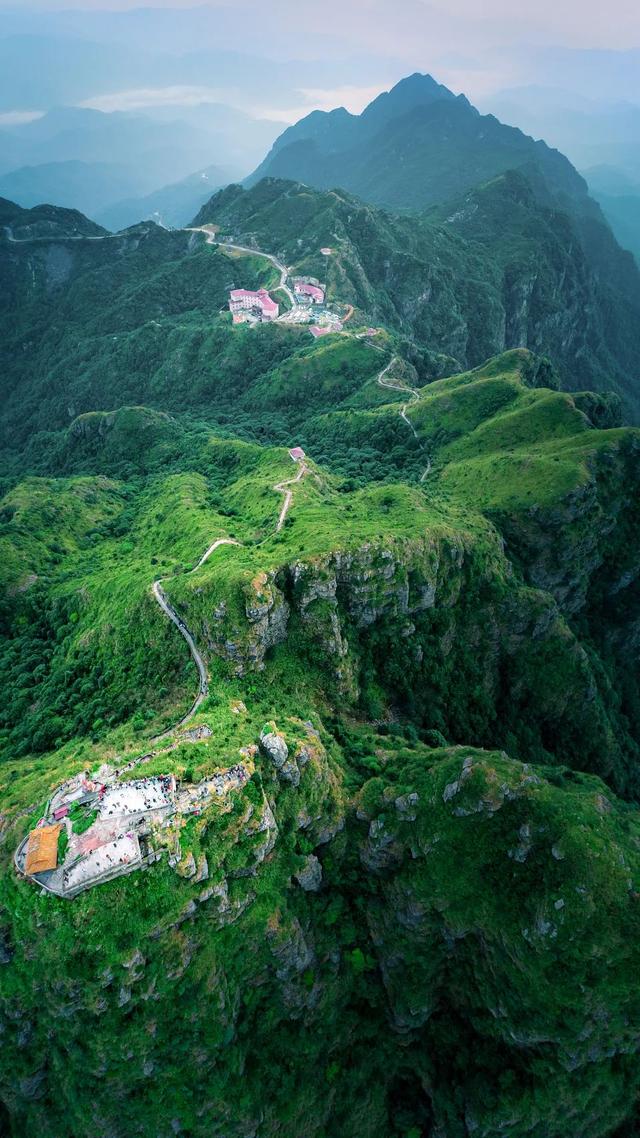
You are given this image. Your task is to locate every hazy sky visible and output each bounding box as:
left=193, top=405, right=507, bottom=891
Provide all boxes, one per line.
left=6, top=0, right=639, bottom=50
left=1, top=1, right=639, bottom=120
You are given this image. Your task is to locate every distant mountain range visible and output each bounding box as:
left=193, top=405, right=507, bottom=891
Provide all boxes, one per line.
left=484, top=85, right=640, bottom=176
left=581, top=166, right=640, bottom=267
left=0, top=103, right=281, bottom=223
left=95, top=165, right=234, bottom=232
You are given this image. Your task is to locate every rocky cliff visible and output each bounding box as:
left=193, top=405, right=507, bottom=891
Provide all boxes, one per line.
left=1, top=729, right=638, bottom=1138
left=174, top=491, right=640, bottom=797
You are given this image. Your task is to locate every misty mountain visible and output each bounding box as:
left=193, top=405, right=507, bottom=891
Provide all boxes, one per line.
left=0, top=35, right=147, bottom=113
left=0, top=105, right=281, bottom=176
left=581, top=167, right=640, bottom=265
left=248, top=73, right=598, bottom=215
left=591, top=193, right=640, bottom=264
left=0, top=30, right=390, bottom=117
left=484, top=85, right=640, bottom=181
left=0, top=161, right=146, bottom=218
left=96, top=165, right=233, bottom=232
left=0, top=103, right=280, bottom=223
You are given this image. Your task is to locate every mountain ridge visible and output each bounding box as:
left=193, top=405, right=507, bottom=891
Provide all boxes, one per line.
left=194, top=175, right=640, bottom=417
left=248, top=73, right=594, bottom=216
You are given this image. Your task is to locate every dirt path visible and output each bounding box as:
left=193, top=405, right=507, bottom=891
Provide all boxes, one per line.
left=151, top=538, right=240, bottom=738
left=151, top=463, right=307, bottom=736
left=274, top=461, right=307, bottom=532
left=377, top=356, right=432, bottom=482
left=3, top=225, right=122, bottom=244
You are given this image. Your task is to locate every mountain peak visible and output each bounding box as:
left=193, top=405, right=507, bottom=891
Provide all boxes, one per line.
left=376, top=71, right=455, bottom=102
left=360, top=72, right=456, bottom=127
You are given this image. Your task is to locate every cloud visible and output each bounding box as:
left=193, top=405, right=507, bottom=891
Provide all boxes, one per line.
left=79, top=81, right=387, bottom=124
left=2, top=1, right=640, bottom=117
left=79, top=85, right=233, bottom=112
left=253, top=84, right=387, bottom=122
left=0, top=110, right=45, bottom=125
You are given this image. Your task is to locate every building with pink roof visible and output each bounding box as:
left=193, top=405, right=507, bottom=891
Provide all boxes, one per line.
left=229, top=288, right=279, bottom=322
left=294, top=281, right=325, bottom=304
left=289, top=447, right=305, bottom=461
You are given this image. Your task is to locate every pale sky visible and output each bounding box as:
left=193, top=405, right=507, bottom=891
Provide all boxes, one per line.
left=6, top=0, right=639, bottom=51
left=1, top=1, right=639, bottom=119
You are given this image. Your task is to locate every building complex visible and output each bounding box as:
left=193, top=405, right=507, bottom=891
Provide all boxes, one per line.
left=294, top=280, right=325, bottom=304
left=229, top=289, right=279, bottom=324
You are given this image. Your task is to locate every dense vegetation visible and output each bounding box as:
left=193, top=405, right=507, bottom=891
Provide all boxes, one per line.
left=1, top=186, right=640, bottom=1138
left=249, top=73, right=591, bottom=213
left=197, top=176, right=640, bottom=416
left=245, top=73, right=640, bottom=416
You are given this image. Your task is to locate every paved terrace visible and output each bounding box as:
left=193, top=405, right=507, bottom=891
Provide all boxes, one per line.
left=15, top=759, right=249, bottom=899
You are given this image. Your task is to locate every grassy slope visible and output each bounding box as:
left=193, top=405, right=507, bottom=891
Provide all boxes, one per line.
left=3, top=347, right=638, bottom=792
left=0, top=342, right=640, bottom=1136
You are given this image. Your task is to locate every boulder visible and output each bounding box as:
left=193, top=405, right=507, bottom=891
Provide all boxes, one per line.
left=260, top=723, right=289, bottom=769
left=176, top=852, right=196, bottom=879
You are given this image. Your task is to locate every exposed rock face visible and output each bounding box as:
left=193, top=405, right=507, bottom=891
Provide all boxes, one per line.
left=180, top=725, right=212, bottom=744
left=3, top=743, right=638, bottom=1138
left=212, top=574, right=290, bottom=674
left=193, top=855, right=209, bottom=883
left=190, top=514, right=640, bottom=795
left=258, top=722, right=303, bottom=786
left=293, top=855, right=322, bottom=892
left=176, top=852, right=197, bottom=879
left=201, top=532, right=471, bottom=693
left=495, top=433, right=640, bottom=616
left=226, top=793, right=279, bottom=880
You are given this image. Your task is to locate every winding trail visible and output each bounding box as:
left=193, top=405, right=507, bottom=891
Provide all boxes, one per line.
left=143, top=225, right=314, bottom=738
left=274, top=460, right=307, bottom=532
left=377, top=356, right=432, bottom=482
left=151, top=538, right=240, bottom=737
left=188, top=226, right=295, bottom=306
left=150, top=464, right=306, bottom=737
left=3, top=225, right=123, bottom=244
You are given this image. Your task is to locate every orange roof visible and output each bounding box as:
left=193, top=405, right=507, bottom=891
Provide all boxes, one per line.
left=25, top=824, right=62, bottom=875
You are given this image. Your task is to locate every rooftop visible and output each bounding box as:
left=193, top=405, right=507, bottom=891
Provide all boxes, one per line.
left=24, top=825, right=62, bottom=875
